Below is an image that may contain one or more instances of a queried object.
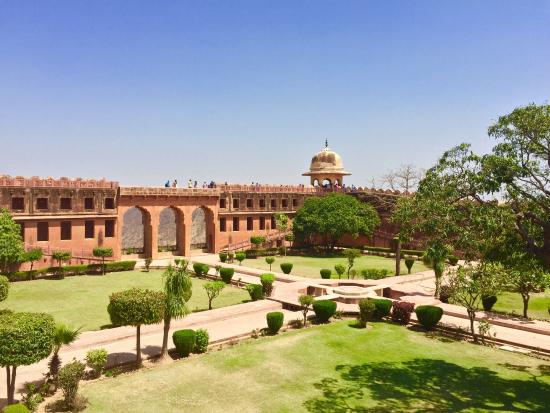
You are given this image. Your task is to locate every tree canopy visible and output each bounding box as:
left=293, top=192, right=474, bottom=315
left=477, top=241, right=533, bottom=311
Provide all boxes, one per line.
left=293, top=193, right=380, bottom=251
left=0, top=210, right=24, bottom=273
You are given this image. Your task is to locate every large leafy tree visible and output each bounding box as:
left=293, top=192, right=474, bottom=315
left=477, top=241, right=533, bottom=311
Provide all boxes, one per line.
left=293, top=194, right=380, bottom=252
left=0, top=209, right=24, bottom=274
left=0, top=312, right=55, bottom=404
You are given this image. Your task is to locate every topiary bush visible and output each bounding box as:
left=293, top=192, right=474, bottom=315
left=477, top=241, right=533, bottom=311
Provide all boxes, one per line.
left=260, top=273, right=275, bottom=296
left=358, top=299, right=375, bottom=327
left=266, top=311, right=284, bottom=334
left=246, top=284, right=264, bottom=301
left=193, top=263, right=209, bottom=277
left=404, top=258, right=415, bottom=274
left=265, top=256, right=275, bottom=270
left=320, top=269, right=332, bottom=279
left=415, top=305, right=443, bottom=330
left=235, top=252, right=246, bottom=265
left=3, top=403, right=30, bottom=413
left=391, top=301, right=415, bottom=325
left=360, top=268, right=390, bottom=280
left=228, top=252, right=235, bottom=263
left=0, top=275, right=9, bottom=302
left=313, top=300, right=337, bottom=323
left=482, top=295, right=498, bottom=311
left=58, top=360, right=86, bottom=410
left=173, top=329, right=196, bottom=357
left=371, top=298, right=393, bottom=319
left=219, top=267, right=234, bottom=284
left=219, top=252, right=228, bottom=263
left=194, top=328, right=209, bottom=354
left=86, top=348, right=108, bottom=378
left=280, top=263, right=293, bottom=274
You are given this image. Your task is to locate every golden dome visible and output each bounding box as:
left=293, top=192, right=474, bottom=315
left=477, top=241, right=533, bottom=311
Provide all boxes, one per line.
left=303, top=143, right=350, bottom=176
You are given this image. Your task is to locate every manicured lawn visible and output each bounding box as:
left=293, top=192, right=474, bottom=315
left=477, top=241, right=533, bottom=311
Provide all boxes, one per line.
left=81, top=322, right=550, bottom=412
left=493, top=291, right=550, bottom=321
left=241, top=254, right=430, bottom=278
left=0, top=270, right=249, bottom=331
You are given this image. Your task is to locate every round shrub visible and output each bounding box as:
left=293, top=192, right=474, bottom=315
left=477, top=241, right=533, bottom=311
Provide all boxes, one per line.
left=266, top=311, right=284, bottom=334
left=194, top=328, right=209, bottom=354
left=193, top=263, right=209, bottom=277
left=391, top=301, right=415, bottom=325
left=482, top=295, right=498, bottom=311
left=265, top=257, right=275, bottom=270
left=404, top=258, right=415, bottom=274
left=260, top=273, right=276, bottom=296
left=415, top=305, right=443, bottom=330
left=3, top=404, right=30, bottom=413
left=280, top=263, right=293, bottom=274
left=320, top=269, right=332, bottom=279
left=235, top=252, right=246, bottom=264
left=246, top=284, right=264, bottom=301
left=219, top=267, right=235, bottom=284
left=219, top=252, right=228, bottom=263
left=313, top=300, right=337, bottom=323
left=85, top=348, right=108, bottom=377
left=371, top=298, right=392, bottom=319
left=358, top=299, right=375, bottom=327
left=173, top=329, right=196, bottom=357
left=0, top=275, right=9, bottom=302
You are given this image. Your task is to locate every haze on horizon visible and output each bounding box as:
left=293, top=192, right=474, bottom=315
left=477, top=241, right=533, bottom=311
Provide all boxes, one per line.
left=1, top=1, right=549, bottom=187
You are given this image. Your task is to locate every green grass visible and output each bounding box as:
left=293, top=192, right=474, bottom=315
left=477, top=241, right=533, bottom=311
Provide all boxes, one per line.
left=492, top=291, right=550, bottom=321
left=0, top=270, right=249, bottom=331
left=242, top=254, right=430, bottom=278
left=81, top=321, right=550, bottom=413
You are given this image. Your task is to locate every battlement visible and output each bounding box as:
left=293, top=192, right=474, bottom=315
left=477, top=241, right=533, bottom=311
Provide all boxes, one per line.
left=0, top=175, right=118, bottom=189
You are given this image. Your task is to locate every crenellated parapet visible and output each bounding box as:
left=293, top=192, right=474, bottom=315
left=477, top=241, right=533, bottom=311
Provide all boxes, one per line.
left=0, top=175, right=118, bottom=189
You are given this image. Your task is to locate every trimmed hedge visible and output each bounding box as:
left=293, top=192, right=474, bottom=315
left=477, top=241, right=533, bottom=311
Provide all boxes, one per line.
left=246, top=284, right=264, bottom=301
left=280, top=263, right=293, bottom=274
left=358, top=299, right=375, bottom=327
left=320, top=269, right=332, bottom=279
left=173, top=329, right=196, bottom=357
left=193, top=263, right=209, bottom=277
left=5, top=261, right=136, bottom=282
left=482, top=295, right=498, bottom=311
left=415, top=305, right=443, bottom=330
left=371, top=298, right=392, bottom=319
left=313, top=300, right=337, bottom=323
left=219, top=268, right=234, bottom=284
left=266, top=311, right=284, bottom=334
left=260, top=273, right=275, bottom=297
left=391, top=301, right=415, bottom=324
left=194, top=329, right=209, bottom=354
left=219, top=252, right=228, bottom=263
left=360, top=268, right=390, bottom=280
left=3, top=404, right=31, bottom=413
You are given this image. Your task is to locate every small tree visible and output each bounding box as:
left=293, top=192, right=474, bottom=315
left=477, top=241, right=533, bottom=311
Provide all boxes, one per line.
left=284, top=233, right=295, bottom=250
left=161, top=263, right=192, bottom=359
left=0, top=210, right=24, bottom=274
left=235, top=252, right=246, bottom=265
left=0, top=312, right=55, bottom=404
left=424, top=241, right=452, bottom=298
left=404, top=258, right=415, bottom=274
left=265, top=256, right=275, bottom=270
left=342, top=248, right=362, bottom=279
left=108, top=288, right=165, bottom=365
left=21, top=248, right=43, bottom=279
left=250, top=236, right=265, bottom=248
left=48, top=324, right=81, bottom=386
left=58, top=360, right=85, bottom=410
left=447, top=263, right=502, bottom=342
left=51, top=250, right=71, bottom=278
left=298, top=295, right=314, bottom=327
left=203, top=281, right=225, bottom=310
left=274, top=213, right=290, bottom=255
left=334, top=264, right=346, bottom=279
left=92, top=247, right=113, bottom=275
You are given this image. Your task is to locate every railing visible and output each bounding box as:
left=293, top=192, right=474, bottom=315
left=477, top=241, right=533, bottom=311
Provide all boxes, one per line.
left=0, top=176, right=118, bottom=189
left=119, top=187, right=220, bottom=196
left=220, top=230, right=292, bottom=252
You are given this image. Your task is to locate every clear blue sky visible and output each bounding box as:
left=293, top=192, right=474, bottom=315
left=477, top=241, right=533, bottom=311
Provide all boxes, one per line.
left=1, top=1, right=549, bottom=186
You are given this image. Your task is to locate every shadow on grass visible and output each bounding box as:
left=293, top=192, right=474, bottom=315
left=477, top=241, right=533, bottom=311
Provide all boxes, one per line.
left=304, top=358, right=550, bottom=412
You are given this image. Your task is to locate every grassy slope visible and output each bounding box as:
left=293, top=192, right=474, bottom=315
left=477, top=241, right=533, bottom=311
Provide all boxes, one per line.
left=0, top=270, right=249, bottom=331
left=241, top=254, right=430, bottom=278
left=493, top=291, right=550, bottom=321
left=81, top=322, right=550, bottom=413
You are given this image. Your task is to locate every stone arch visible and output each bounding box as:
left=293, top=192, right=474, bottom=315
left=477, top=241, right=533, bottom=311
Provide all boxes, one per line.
left=322, top=178, right=332, bottom=187
left=190, top=206, right=215, bottom=254
left=121, top=206, right=151, bottom=257
left=157, top=206, right=184, bottom=256
left=313, top=179, right=319, bottom=187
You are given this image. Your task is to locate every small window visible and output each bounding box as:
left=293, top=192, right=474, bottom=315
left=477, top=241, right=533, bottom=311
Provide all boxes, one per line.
left=270, top=199, right=277, bottom=208
left=259, top=216, right=266, bottom=230
left=60, top=221, right=72, bottom=240
left=104, top=197, right=115, bottom=209
left=233, top=217, right=239, bottom=231
left=84, top=197, right=94, bottom=210
left=60, top=197, right=72, bottom=210
left=282, top=199, right=288, bottom=208
left=85, top=220, right=94, bottom=239
left=271, top=216, right=276, bottom=230
left=246, top=199, right=253, bottom=208
left=105, top=220, right=115, bottom=237
left=232, top=199, right=239, bottom=209
left=37, top=222, right=49, bottom=241
left=292, top=198, right=298, bottom=208
left=11, top=197, right=24, bottom=211
left=36, top=197, right=48, bottom=210
left=220, top=199, right=227, bottom=209
left=220, top=217, right=227, bottom=232
left=247, top=217, right=253, bottom=231
left=259, top=199, right=265, bottom=208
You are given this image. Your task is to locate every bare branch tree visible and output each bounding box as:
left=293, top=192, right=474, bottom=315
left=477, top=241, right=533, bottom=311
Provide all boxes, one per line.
left=381, top=164, right=424, bottom=193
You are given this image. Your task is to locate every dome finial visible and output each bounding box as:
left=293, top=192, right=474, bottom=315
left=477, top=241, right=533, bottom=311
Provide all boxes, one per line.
left=325, top=139, right=328, bottom=148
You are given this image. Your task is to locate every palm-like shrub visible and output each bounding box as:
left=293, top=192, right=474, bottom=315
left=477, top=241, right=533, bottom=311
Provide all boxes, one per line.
left=415, top=305, right=443, bottom=330
left=49, top=324, right=82, bottom=384
left=266, top=312, right=284, bottom=334
left=313, top=300, right=337, bottom=323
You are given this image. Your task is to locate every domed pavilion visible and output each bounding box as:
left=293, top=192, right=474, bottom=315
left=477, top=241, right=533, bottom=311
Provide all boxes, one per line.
left=303, top=141, right=351, bottom=186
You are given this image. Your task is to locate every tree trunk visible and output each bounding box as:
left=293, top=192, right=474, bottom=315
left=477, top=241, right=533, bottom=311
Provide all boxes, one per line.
left=6, top=365, right=17, bottom=405
left=522, top=294, right=530, bottom=318
left=395, top=239, right=401, bottom=276
left=434, top=267, right=442, bottom=298
left=208, top=298, right=213, bottom=310
left=136, top=325, right=142, bottom=366
left=467, top=309, right=477, bottom=343
left=160, top=315, right=171, bottom=359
